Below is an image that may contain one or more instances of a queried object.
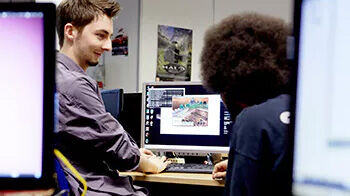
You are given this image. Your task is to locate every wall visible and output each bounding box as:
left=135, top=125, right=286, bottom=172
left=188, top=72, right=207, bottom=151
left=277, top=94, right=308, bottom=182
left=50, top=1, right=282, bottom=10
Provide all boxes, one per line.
left=104, top=0, right=140, bottom=92
left=136, top=0, right=292, bottom=92
left=138, top=0, right=214, bottom=91
left=214, top=0, right=293, bottom=24
left=35, top=0, right=293, bottom=93
left=35, top=0, right=59, bottom=4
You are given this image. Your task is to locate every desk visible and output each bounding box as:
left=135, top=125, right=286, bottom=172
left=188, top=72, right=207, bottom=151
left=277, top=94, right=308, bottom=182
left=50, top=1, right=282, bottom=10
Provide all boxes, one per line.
left=120, top=172, right=224, bottom=195
left=119, top=171, right=224, bottom=187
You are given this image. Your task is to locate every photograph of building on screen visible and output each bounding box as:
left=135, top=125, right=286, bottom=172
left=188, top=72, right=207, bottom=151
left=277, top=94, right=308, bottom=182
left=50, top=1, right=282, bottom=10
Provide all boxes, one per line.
left=172, top=97, right=208, bottom=127
left=148, top=88, right=185, bottom=108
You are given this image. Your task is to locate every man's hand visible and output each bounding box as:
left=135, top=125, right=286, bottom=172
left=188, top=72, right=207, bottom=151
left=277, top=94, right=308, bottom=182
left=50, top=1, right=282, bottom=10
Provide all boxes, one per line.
left=212, top=160, right=228, bottom=179
left=137, top=148, right=169, bottom=174
left=139, top=148, right=154, bottom=157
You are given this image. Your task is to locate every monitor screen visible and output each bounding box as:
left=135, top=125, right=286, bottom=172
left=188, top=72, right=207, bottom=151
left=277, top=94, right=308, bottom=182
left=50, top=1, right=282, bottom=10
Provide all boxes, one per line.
left=0, top=3, right=55, bottom=189
left=141, top=82, right=232, bottom=153
left=292, top=0, right=350, bottom=195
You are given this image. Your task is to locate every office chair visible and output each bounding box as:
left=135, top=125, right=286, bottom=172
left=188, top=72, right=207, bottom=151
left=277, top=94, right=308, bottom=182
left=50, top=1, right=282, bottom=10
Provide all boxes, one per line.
left=101, top=89, right=124, bottom=120
left=54, top=149, right=87, bottom=196
left=54, top=157, right=69, bottom=196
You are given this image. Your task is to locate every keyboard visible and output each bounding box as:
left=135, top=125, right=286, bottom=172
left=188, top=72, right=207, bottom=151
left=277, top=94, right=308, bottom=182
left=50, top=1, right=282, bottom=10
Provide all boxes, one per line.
left=164, top=163, right=214, bottom=174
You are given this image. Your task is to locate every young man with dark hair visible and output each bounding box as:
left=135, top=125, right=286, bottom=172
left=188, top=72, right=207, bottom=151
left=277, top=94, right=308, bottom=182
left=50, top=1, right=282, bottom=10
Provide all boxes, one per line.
left=200, top=13, right=292, bottom=195
left=55, top=0, right=167, bottom=195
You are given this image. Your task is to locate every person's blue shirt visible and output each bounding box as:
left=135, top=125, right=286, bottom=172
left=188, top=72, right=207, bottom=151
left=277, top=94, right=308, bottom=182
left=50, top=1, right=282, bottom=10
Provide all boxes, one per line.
left=225, top=94, right=291, bottom=196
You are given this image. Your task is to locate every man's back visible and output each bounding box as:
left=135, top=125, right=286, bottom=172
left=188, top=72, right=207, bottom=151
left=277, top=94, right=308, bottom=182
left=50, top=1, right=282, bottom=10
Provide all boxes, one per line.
left=225, top=94, right=291, bottom=196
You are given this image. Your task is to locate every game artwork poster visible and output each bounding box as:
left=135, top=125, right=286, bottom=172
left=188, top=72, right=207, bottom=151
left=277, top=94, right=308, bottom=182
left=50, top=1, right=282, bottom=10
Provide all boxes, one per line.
left=156, top=25, right=192, bottom=81
left=112, top=28, right=128, bottom=56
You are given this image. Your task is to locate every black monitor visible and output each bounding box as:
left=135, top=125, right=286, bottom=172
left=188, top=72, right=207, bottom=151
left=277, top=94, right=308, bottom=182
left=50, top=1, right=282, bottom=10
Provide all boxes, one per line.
left=141, top=82, right=233, bottom=153
left=118, top=93, right=142, bottom=147
left=292, top=0, right=350, bottom=195
left=101, top=90, right=142, bottom=147
left=0, top=3, right=55, bottom=190
left=101, top=89, right=124, bottom=120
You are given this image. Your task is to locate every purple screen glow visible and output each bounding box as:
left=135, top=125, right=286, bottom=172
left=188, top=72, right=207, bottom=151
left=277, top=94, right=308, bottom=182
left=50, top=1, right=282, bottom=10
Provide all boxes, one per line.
left=0, top=13, right=44, bottom=178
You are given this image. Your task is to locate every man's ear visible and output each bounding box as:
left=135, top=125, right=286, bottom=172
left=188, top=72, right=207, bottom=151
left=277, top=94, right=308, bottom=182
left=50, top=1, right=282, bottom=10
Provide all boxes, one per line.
left=63, top=23, right=78, bottom=42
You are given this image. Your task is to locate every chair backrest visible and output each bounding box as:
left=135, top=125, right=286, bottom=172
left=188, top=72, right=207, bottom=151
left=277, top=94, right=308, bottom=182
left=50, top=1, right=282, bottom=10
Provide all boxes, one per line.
left=101, top=89, right=124, bottom=120
left=54, top=149, right=87, bottom=196
left=54, top=158, right=70, bottom=196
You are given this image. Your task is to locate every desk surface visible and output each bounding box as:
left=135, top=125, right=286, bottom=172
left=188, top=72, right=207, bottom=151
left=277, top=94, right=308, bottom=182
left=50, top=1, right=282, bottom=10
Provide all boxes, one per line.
left=119, top=171, right=225, bottom=187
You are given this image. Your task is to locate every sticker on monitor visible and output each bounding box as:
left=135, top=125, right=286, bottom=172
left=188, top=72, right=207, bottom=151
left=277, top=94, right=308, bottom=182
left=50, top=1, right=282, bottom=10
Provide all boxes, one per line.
left=172, top=97, right=208, bottom=127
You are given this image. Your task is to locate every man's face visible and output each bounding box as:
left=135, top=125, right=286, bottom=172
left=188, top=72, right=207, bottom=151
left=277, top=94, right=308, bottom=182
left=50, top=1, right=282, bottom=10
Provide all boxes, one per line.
left=73, top=14, right=113, bottom=67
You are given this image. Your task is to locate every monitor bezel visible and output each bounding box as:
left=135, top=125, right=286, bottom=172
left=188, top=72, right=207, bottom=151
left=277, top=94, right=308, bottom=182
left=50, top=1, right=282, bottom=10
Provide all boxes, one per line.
left=290, top=0, right=302, bottom=194
left=290, top=0, right=350, bottom=194
left=0, top=3, right=55, bottom=190
left=141, top=81, right=230, bottom=153
left=291, top=0, right=350, bottom=194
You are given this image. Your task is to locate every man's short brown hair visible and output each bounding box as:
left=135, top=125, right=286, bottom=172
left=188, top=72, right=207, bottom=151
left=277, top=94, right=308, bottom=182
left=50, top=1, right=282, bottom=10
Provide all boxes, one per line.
left=56, top=0, right=120, bottom=48
left=200, top=13, right=291, bottom=110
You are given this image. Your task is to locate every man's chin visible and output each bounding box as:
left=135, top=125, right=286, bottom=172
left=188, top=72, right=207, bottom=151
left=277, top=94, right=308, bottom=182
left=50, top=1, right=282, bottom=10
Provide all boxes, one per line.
left=87, top=61, right=99, bottom=67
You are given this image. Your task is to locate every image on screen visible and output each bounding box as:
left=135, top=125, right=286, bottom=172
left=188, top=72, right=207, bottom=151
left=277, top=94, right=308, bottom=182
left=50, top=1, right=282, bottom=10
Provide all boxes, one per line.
left=172, top=96, right=209, bottom=127
left=0, top=11, right=44, bottom=179
left=293, top=0, right=350, bottom=195
left=142, top=82, right=232, bottom=153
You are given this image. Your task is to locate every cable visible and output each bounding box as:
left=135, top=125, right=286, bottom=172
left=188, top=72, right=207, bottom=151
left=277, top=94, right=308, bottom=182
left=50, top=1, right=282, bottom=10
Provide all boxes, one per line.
left=54, top=149, right=87, bottom=196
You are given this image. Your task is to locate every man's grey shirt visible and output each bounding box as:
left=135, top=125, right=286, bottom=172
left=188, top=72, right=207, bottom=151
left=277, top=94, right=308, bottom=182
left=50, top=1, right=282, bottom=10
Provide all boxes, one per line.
left=56, top=53, right=146, bottom=195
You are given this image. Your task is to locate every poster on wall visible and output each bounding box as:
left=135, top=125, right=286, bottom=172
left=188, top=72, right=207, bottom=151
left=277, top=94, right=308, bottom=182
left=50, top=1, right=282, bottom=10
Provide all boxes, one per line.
left=87, top=64, right=105, bottom=89
left=112, top=28, right=128, bottom=56
left=156, top=25, right=192, bottom=81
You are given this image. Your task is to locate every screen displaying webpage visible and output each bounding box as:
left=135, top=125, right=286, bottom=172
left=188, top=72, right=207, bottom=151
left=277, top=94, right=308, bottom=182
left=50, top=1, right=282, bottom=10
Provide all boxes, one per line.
left=143, top=83, right=232, bottom=152
left=293, top=0, right=350, bottom=193
left=0, top=11, right=44, bottom=178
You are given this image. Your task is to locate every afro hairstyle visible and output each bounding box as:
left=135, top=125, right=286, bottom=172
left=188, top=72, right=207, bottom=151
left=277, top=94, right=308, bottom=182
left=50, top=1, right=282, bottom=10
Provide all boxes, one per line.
left=200, top=13, right=291, bottom=110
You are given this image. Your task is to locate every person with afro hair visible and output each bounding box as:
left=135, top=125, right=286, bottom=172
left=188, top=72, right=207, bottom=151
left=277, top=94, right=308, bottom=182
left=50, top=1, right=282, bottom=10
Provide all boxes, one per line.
left=201, top=13, right=293, bottom=196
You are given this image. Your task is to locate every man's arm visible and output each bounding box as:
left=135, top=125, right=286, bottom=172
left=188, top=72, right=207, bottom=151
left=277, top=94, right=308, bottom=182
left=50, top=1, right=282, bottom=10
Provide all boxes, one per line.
left=59, top=77, right=140, bottom=171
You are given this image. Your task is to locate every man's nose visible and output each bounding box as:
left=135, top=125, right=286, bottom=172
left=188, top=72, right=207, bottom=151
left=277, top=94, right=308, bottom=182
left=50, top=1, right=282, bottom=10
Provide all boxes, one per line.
left=102, top=38, right=112, bottom=51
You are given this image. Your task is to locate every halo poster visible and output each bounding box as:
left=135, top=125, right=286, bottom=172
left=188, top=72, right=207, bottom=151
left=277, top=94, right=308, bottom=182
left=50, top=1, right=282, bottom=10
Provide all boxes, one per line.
left=156, top=25, right=192, bottom=81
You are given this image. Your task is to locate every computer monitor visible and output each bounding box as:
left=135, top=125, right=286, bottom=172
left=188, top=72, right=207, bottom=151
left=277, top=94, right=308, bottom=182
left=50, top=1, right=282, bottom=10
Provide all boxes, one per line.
left=292, top=0, right=350, bottom=195
left=118, top=93, right=142, bottom=147
left=141, top=82, right=232, bottom=153
left=101, top=89, right=124, bottom=120
left=0, top=3, right=55, bottom=189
